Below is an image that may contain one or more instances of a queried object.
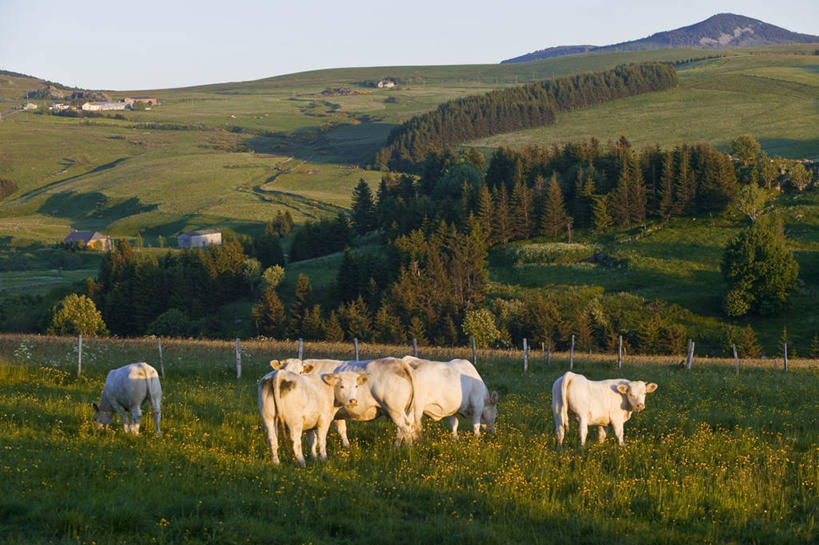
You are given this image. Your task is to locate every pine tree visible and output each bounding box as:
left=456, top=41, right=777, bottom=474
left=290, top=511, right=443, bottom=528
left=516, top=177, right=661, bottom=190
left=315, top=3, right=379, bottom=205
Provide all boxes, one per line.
left=407, top=316, right=428, bottom=346
left=540, top=174, right=569, bottom=240
left=325, top=310, right=344, bottom=342
left=373, top=305, right=405, bottom=344
left=608, top=163, right=631, bottom=226
left=591, top=195, right=612, bottom=232
left=510, top=179, right=533, bottom=240
left=810, top=333, right=819, bottom=359
left=737, top=324, right=762, bottom=358
left=252, top=287, right=285, bottom=338
left=492, top=186, right=513, bottom=244
left=475, top=183, right=494, bottom=240
left=301, top=304, right=325, bottom=341
left=351, top=179, right=377, bottom=235
left=657, top=152, right=675, bottom=218
left=288, top=274, right=313, bottom=338
left=626, top=155, right=647, bottom=223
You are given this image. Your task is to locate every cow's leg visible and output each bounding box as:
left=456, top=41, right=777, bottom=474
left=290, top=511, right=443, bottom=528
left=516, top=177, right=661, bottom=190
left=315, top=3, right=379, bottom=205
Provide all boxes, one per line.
left=315, top=422, right=330, bottom=462
left=449, top=415, right=459, bottom=440
left=598, top=426, right=607, bottom=443
left=613, top=421, right=625, bottom=446
left=555, top=423, right=565, bottom=451
left=261, top=415, right=280, bottom=465
left=383, top=407, right=414, bottom=447
left=305, top=430, right=318, bottom=459
left=334, top=419, right=350, bottom=448
left=129, top=405, right=142, bottom=435
left=472, top=408, right=482, bottom=438
left=111, top=402, right=130, bottom=434
left=289, top=424, right=306, bottom=467
left=152, top=409, right=162, bottom=437
left=578, top=417, right=589, bottom=448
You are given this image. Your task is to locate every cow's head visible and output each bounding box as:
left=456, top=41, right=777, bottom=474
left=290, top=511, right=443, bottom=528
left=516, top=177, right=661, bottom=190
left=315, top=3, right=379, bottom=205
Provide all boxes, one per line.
left=481, top=391, right=499, bottom=434
left=323, top=372, right=367, bottom=408
left=270, top=359, right=304, bottom=373
left=92, top=402, right=113, bottom=429
left=616, top=381, right=658, bottom=412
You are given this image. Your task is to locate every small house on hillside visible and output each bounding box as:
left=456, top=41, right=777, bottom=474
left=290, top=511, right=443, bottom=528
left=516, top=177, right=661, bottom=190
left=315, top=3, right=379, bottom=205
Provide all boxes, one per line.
left=177, top=229, right=221, bottom=248
left=63, top=231, right=112, bottom=251
left=377, top=79, right=396, bottom=88
left=23, top=103, right=38, bottom=110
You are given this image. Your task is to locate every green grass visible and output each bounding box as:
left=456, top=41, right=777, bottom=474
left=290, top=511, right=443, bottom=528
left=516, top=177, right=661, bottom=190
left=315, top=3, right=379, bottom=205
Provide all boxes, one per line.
left=0, top=335, right=816, bottom=544
left=468, top=50, right=819, bottom=160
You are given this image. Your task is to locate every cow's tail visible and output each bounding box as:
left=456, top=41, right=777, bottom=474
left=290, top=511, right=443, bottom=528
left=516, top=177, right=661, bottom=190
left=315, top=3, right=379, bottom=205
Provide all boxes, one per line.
left=558, top=371, right=571, bottom=431
left=272, top=371, right=285, bottom=434
left=397, top=359, right=418, bottom=439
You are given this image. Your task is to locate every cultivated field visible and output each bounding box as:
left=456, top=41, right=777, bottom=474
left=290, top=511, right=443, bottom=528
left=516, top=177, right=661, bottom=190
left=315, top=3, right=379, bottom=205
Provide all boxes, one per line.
left=1, top=335, right=816, bottom=544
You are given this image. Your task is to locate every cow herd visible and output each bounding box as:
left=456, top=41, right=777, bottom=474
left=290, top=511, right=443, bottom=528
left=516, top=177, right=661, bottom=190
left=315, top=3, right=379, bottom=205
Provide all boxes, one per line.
left=91, top=357, right=658, bottom=466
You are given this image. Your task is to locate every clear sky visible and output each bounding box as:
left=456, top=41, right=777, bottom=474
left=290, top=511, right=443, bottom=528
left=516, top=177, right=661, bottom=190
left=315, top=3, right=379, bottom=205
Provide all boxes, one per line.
left=1, top=0, right=817, bottom=91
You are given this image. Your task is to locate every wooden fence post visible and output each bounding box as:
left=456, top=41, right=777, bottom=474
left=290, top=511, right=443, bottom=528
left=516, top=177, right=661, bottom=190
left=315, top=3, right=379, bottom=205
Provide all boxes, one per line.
left=354, top=338, right=359, bottom=360
left=685, top=339, right=695, bottom=370
left=235, top=338, right=242, bottom=379
left=569, top=334, right=575, bottom=370
left=523, top=338, right=528, bottom=372
left=157, top=336, right=165, bottom=379
left=298, top=338, right=303, bottom=360
left=617, top=335, right=622, bottom=369
left=412, top=338, right=418, bottom=358
left=783, top=343, right=788, bottom=372
left=547, top=341, right=551, bottom=366
left=471, top=337, right=476, bottom=364
left=732, top=343, right=739, bottom=376
left=77, top=334, right=83, bottom=377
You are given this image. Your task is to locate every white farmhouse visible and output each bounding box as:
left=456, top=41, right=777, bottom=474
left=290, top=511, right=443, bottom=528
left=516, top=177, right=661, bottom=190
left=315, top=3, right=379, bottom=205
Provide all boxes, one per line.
left=177, top=229, right=222, bottom=248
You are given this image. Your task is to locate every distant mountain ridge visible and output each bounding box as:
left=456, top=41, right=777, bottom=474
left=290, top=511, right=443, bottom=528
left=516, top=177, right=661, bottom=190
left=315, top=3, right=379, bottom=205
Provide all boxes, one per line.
left=502, top=13, right=819, bottom=63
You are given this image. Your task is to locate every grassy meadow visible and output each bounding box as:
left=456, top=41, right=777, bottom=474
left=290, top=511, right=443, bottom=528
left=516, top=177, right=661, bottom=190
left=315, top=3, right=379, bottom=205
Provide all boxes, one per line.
left=2, top=45, right=818, bottom=249
left=0, top=334, right=816, bottom=544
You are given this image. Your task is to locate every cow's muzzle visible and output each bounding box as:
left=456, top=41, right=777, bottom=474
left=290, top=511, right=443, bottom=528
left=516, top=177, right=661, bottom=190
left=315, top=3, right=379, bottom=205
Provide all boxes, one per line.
left=346, top=399, right=358, bottom=407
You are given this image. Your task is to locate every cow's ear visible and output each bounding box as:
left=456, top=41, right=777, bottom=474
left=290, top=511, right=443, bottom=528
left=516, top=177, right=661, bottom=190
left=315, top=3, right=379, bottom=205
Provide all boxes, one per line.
left=302, top=362, right=314, bottom=374
left=489, top=391, right=499, bottom=405
left=617, top=384, right=629, bottom=395
left=269, top=360, right=281, bottom=370
left=92, top=402, right=99, bottom=412
left=322, top=374, right=339, bottom=386
left=356, top=374, right=368, bottom=386
left=646, top=383, right=658, bottom=393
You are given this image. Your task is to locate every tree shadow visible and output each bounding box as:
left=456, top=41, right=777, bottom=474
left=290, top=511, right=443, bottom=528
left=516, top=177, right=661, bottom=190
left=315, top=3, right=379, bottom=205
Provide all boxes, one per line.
left=758, top=137, right=819, bottom=161
left=240, top=117, right=397, bottom=166
left=19, top=158, right=130, bottom=201
left=37, top=191, right=157, bottom=229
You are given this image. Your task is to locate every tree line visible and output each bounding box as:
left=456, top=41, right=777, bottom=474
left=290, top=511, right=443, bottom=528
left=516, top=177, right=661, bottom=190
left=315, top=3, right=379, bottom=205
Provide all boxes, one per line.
left=375, top=63, right=678, bottom=171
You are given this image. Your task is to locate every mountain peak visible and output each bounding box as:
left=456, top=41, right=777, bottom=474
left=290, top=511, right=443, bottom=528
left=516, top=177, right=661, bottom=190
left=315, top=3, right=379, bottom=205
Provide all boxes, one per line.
left=502, top=13, right=819, bottom=64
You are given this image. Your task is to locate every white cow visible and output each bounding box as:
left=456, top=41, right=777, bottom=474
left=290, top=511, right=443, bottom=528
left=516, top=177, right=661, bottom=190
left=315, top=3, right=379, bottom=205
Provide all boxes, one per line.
left=258, top=365, right=365, bottom=466
left=92, top=362, right=162, bottom=436
left=402, top=356, right=498, bottom=439
left=552, top=371, right=657, bottom=450
left=274, top=357, right=417, bottom=446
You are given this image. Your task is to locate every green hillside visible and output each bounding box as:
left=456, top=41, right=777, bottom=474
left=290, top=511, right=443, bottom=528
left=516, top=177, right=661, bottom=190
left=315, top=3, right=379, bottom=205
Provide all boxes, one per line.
left=1, top=45, right=818, bottom=351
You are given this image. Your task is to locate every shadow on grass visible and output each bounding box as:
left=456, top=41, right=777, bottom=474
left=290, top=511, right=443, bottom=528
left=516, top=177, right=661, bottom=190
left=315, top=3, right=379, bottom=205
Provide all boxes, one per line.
left=240, top=117, right=397, bottom=166
left=37, top=191, right=157, bottom=229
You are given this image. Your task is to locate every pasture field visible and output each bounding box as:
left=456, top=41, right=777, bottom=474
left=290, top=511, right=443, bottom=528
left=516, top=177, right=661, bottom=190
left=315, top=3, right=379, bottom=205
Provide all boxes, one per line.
left=0, top=335, right=816, bottom=544
left=2, top=45, right=818, bottom=249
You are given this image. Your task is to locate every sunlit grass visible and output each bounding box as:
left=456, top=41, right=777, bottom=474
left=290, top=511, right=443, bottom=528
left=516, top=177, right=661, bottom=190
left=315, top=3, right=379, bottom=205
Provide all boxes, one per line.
left=0, top=334, right=816, bottom=544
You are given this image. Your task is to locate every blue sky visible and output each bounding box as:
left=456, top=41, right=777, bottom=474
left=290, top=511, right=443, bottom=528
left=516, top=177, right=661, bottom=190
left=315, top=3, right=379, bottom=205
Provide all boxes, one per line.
left=1, top=0, right=817, bottom=90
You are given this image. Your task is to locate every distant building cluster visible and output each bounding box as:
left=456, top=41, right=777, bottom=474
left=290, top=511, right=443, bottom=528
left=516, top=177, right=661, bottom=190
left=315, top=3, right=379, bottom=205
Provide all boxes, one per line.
left=80, top=97, right=159, bottom=111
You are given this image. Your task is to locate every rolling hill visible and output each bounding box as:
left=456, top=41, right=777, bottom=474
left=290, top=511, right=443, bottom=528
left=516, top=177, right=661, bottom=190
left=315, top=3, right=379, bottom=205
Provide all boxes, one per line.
left=502, top=13, right=819, bottom=63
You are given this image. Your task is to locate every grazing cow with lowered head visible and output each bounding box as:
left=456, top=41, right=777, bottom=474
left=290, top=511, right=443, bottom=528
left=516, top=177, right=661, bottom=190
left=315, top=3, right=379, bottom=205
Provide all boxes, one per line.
left=552, top=371, right=657, bottom=450
left=258, top=367, right=365, bottom=466
left=402, top=356, right=498, bottom=440
left=93, top=362, right=162, bottom=436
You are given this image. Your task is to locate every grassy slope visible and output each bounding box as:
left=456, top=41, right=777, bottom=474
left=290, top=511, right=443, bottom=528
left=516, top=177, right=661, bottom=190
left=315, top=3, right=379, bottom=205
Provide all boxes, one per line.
left=469, top=48, right=819, bottom=159
left=1, top=45, right=818, bottom=347
left=0, top=335, right=816, bottom=545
